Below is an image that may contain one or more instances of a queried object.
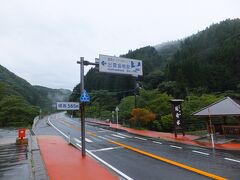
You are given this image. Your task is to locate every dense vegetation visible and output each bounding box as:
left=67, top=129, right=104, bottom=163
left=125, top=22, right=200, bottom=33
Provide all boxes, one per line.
left=166, top=19, right=240, bottom=97
left=70, top=19, right=240, bottom=132
left=0, top=65, right=71, bottom=127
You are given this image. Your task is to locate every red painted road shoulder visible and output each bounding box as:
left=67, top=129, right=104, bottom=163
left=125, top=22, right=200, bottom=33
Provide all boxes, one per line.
left=37, top=135, right=118, bottom=180
left=87, top=120, right=240, bottom=150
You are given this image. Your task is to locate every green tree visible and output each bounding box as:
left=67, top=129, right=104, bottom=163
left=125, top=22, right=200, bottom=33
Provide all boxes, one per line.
left=0, top=95, right=38, bottom=127
left=182, top=94, right=223, bottom=131
left=118, top=96, right=135, bottom=124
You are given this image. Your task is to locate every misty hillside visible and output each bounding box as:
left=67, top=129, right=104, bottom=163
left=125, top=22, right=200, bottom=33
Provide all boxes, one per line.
left=72, top=18, right=240, bottom=98
left=0, top=64, right=71, bottom=110
left=34, top=86, right=71, bottom=108
left=155, top=40, right=181, bottom=61
left=165, top=18, right=240, bottom=97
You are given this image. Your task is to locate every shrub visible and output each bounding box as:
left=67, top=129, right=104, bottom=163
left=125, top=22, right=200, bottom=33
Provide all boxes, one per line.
left=130, top=108, right=156, bottom=128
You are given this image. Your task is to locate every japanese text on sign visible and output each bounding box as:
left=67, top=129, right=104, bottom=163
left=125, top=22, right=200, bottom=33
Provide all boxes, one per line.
left=57, top=102, right=79, bottom=110
left=99, top=54, right=143, bottom=76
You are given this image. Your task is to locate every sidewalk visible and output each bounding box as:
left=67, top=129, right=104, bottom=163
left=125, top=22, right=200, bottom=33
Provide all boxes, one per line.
left=37, top=135, right=118, bottom=180
left=87, top=120, right=240, bottom=151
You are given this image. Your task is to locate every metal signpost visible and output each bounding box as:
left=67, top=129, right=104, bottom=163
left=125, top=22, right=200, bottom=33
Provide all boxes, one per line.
left=77, top=57, right=96, bottom=157
left=115, top=106, right=119, bottom=129
left=170, top=99, right=185, bottom=138
left=77, top=57, right=86, bottom=157
left=76, top=55, right=142, bottom=157
left=111, top=111, right=114, bottom=127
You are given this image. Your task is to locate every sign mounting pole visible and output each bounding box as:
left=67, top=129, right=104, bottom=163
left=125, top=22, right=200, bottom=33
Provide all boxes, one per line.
left=77, top=57, right=95, bottom=157
left=77, top=57, right=86, bottom=157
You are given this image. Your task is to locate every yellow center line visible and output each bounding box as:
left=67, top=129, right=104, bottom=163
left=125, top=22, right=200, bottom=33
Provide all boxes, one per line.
left=60, top=119, right=81, bottom=131
left=86, top=131, right=226, bottom=180
left=86, top=132, right=97, bottom=136
left=109, top=140, right=227, bottom=180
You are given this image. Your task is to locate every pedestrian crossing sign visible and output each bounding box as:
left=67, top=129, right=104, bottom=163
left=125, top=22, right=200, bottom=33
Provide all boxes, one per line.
left=80, top=90, right=90, bottom=103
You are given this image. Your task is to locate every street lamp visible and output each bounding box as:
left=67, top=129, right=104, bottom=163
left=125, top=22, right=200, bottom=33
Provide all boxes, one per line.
left=134, top=82, right=142, bottom=108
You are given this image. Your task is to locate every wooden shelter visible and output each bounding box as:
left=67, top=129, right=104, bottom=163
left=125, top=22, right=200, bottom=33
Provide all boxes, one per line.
left=192, top=97, right=240, bottom=137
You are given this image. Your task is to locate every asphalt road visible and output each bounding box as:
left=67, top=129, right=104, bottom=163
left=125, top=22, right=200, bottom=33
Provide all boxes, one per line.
left=35, top=113, right=240, bottom=180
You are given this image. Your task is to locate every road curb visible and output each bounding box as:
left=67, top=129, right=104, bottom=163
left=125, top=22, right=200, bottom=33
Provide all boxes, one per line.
left=87, top=121, right=240, bottom=151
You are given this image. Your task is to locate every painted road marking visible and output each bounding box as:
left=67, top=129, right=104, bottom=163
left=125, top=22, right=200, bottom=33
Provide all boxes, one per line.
left=48, top=120, right=69, bottom=139
left=192, top=150, right=209, bottom=156
left=50, top=122, right=134, bottom=180
left=134, top=137, right=147, bottom=141
left=74, top=137, right=93, bottom=143
left=224, top=158, right=240, bottom=163
left=170, top=145, right=183, bottom=149
left=117, top=133, right=132, bottom=138
left=86, top=138, right=93, bottom=143
left=112, top=134, right=126, bottom=139
left=80, top=137, right=93, bottom=143
left=98, top=136, right=108, bottom=140
left=109, top=140, right=227, bottom=180
left=74, top=138, right=81, bottom=144
left=99, top=128, right=112, bottom=132
left=97, top=130, right=109, bottom=132
left=86, top=149, right=134, bottom=180
left=89, top=146, right=122, bottom=152
left=86, top=132, right=97, bottom=136
left=153, top=141, right=162, bottom=145
left=76, top=143, right=81, bottom=147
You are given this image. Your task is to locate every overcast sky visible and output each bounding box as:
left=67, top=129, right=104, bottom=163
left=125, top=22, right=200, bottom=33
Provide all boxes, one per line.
left=0, top=0, right=239, bottom=90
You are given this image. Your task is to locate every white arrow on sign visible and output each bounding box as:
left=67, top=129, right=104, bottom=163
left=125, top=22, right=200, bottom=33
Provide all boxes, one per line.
left=177, top=120, right=181, bottom=125
left=176, top=113, right=180, bottom=118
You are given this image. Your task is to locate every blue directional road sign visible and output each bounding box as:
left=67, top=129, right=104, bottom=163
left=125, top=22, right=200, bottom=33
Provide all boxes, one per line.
left=80, top=90, right=90, bottom=103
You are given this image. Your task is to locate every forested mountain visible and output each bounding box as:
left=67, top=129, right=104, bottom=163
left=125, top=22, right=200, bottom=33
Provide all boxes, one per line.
left=74, top=19, right=240, bottom=98
left=0, top=65, right=41, bottom=106
left=0, top=65, right=71, bottom=126
left=166, top=19, right=240, bottom=97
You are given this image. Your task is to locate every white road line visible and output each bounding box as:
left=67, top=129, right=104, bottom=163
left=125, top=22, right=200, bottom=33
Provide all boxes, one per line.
left=74, top=138, right=81, bottom=144
left=134, top=137, right=147, bottom=141
left=76, top=143, right=81, bottom=147
left=75, top=137, right=93, bottom=143
left=224, top=158, right=240, bottom=163
left=117, top=133, right=132, bottom=138
left=112, top=134, right=126, bottom=139
left=98, top=136, right=108, bottom=140
left=99, top=128, right=112, bottom=132
left=192, top=150, right=209, bottom=156
left=85, top=138, right=93, bottom=143
left=86, top=149, right=134, bottom=180
left=170, top=145, right=183, bottom=149
left=50, top=122, right=134, bottom=180
left=48, top=120, right=69, bottom=139
left=153, top=141, right=162, bottom=145
left=89, top=147, right=122, bottom=152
